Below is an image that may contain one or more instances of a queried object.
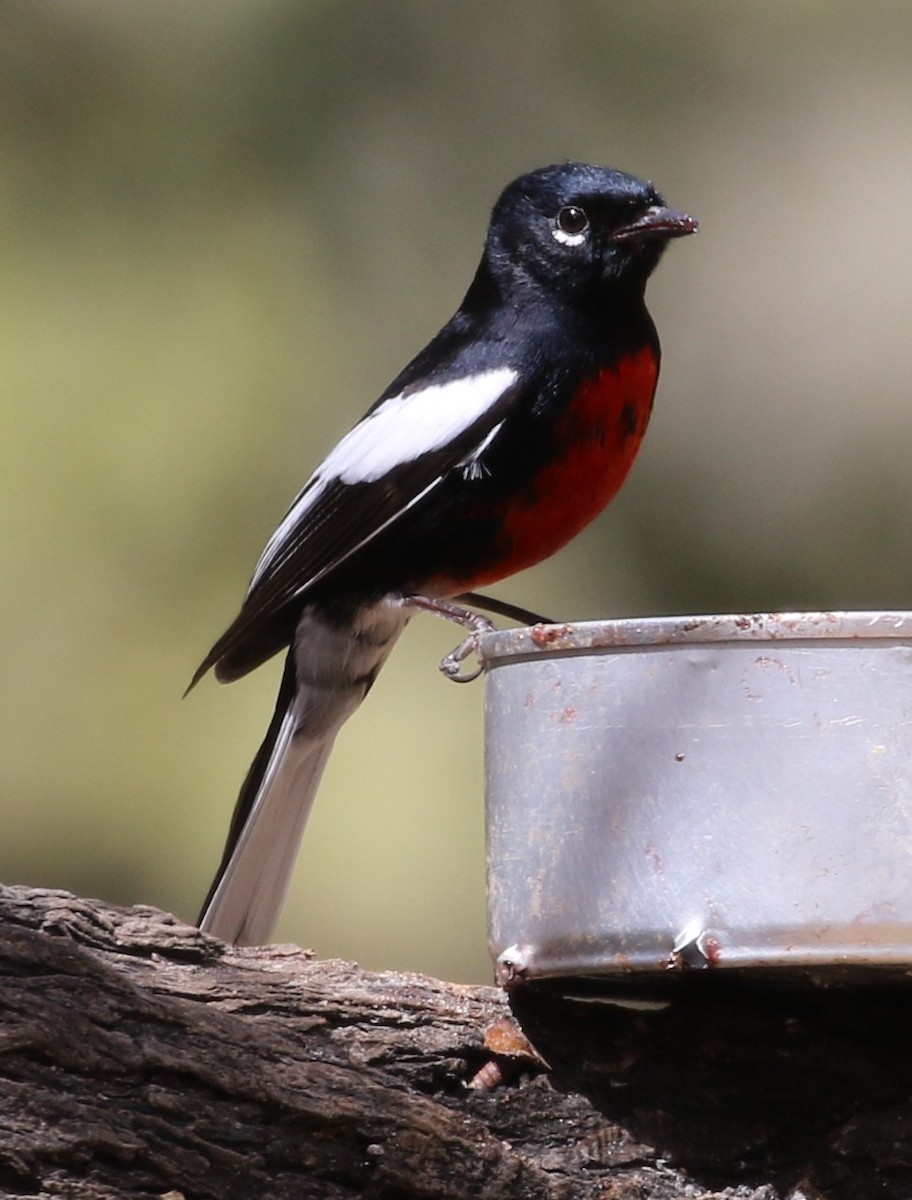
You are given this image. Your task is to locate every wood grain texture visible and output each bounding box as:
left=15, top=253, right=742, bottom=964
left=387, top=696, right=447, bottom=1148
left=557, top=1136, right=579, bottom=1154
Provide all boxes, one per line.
left=1, top=885, right=909, bottom=1199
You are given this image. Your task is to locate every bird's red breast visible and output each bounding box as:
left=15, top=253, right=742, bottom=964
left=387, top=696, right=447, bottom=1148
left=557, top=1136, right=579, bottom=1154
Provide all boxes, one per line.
left=441, top=345, right=659, bottom=593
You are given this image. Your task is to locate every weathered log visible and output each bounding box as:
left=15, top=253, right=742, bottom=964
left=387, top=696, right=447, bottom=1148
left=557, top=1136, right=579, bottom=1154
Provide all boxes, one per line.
left=1, top=884, right=909, bottom=1199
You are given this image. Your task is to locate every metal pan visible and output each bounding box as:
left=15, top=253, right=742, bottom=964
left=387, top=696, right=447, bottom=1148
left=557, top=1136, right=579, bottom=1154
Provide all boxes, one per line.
left=480, top=612, right=912, bottom=985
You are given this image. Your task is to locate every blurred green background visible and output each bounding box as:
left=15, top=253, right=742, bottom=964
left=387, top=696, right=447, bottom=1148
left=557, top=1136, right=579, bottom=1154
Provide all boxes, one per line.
left=2, top=1, right=911, bottom=982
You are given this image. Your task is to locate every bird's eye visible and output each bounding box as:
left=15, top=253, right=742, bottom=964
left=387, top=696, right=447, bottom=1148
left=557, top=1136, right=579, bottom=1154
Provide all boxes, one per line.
left=557, top=206, right=588, bottom=234
left=552, top=205, right=589, bottom=247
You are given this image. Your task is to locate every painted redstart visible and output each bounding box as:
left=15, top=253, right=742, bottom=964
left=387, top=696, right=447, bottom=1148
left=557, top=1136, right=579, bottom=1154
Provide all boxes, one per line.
left=191, top=162, right=697, bottom=945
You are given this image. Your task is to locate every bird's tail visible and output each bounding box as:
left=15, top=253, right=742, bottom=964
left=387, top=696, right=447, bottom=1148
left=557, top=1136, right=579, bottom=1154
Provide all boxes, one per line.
left=198, top=601, right=408, bottom=945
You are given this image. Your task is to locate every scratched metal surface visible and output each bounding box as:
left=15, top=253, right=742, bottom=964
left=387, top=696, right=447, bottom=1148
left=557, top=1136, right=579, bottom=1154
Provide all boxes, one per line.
left=480, top=612, right=912, bottom=981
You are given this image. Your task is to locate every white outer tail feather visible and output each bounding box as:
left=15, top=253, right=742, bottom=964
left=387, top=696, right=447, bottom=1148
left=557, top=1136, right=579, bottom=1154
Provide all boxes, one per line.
left=199, top=600, right=410, bottom=946
left=198, top=711, right=338, bottom=945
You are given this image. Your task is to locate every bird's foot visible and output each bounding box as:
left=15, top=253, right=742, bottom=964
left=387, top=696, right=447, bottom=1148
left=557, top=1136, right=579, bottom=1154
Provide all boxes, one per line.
left=401, top=595, right=498, bottom=683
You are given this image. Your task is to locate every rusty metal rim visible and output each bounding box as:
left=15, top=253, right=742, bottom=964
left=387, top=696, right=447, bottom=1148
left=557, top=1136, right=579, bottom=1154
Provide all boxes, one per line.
left=494, top=940, right=912, bottom=982
left=478, top=610, right=912, bottom=666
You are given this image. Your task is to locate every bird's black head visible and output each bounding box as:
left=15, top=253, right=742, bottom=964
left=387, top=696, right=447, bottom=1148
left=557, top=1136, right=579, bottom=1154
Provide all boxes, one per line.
left=483, top=162, right=697, bottom=307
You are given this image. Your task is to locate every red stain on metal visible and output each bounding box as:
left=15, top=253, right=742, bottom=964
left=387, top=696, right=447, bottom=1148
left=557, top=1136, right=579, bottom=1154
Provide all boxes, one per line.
left=703, top=936, right=722, bottom=966
left=531, top=622, right=572, bottom=647
left=667, top=924, right=722, bottom=970
left=559, top=705, right=576, bottom=724
left=645, top=844, right=663, bottom=874
left=754, top=655, right=797, bottom=684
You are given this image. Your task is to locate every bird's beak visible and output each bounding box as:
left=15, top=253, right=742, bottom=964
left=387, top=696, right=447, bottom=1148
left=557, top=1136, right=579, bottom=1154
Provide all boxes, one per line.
left=611, top=206, right=699, bottom=243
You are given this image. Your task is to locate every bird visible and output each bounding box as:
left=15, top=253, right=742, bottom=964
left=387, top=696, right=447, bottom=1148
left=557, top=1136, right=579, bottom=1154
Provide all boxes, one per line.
left=191, top=161, right=697, bottom=945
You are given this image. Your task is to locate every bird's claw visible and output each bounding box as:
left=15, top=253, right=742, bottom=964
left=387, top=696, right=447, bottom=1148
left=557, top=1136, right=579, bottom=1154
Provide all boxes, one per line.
left=439, top=633, right=484, bottom=683
left=401, top=593, right=494, bottom=683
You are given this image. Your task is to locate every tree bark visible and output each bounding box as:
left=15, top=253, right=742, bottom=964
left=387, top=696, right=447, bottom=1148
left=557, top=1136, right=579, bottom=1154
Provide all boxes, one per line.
left=1, top=885, right=910, bottom=1199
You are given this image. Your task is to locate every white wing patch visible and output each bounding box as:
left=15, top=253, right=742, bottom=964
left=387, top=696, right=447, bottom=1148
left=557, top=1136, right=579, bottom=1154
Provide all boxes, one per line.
left=249, top=367, right=517, bottom=589
left=321, top=367, right=518, bottom=485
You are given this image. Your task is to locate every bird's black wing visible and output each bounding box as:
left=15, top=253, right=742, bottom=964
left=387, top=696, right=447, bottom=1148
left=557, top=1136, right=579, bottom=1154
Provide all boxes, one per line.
left=190, top=367, right=522, bottom=686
